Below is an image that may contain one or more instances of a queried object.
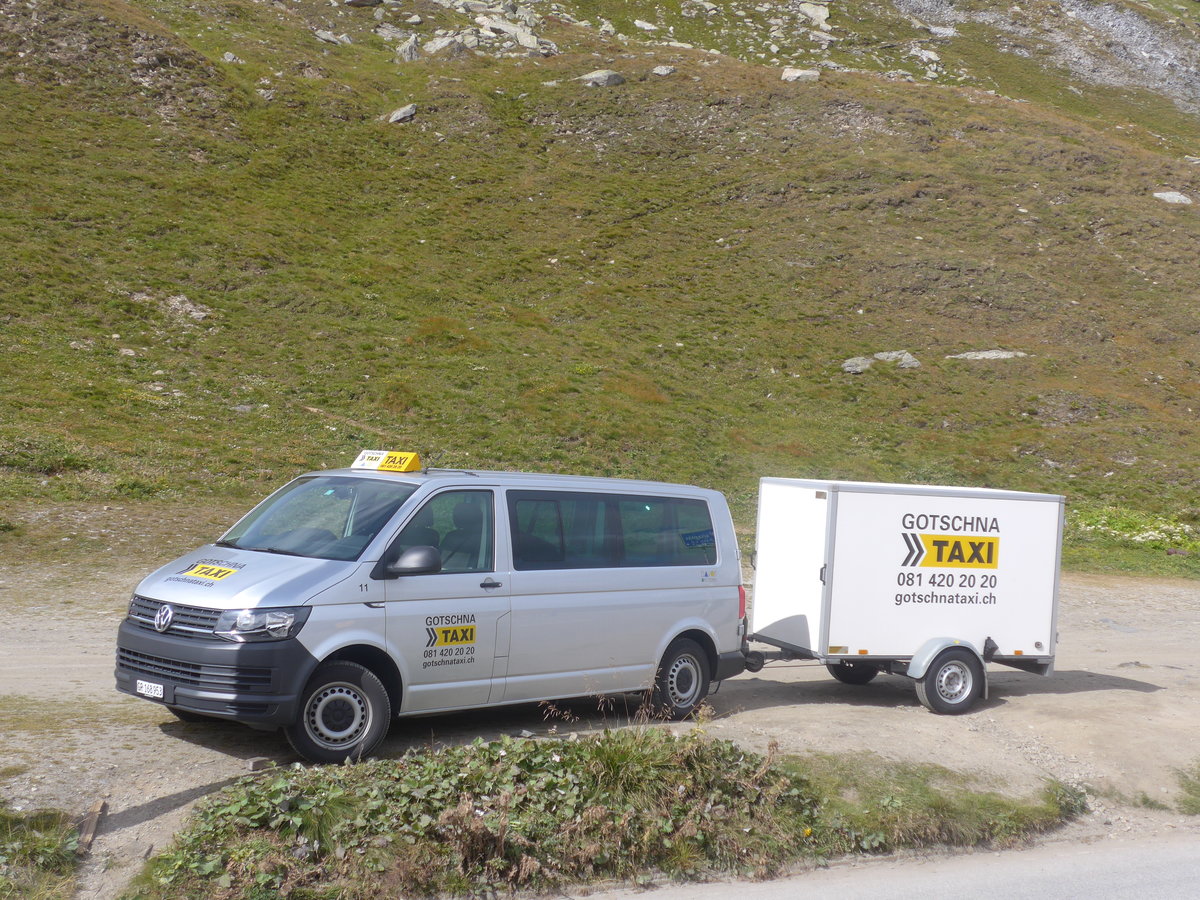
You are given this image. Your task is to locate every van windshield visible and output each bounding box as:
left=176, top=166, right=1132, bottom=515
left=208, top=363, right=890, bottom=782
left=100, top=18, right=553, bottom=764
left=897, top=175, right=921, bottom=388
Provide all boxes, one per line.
left=219, top=476, right=417, bottom=561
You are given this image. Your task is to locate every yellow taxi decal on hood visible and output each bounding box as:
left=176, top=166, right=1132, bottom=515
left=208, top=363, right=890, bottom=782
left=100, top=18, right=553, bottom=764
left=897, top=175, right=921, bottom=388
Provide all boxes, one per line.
left=179, top=563, right=238, bottom=581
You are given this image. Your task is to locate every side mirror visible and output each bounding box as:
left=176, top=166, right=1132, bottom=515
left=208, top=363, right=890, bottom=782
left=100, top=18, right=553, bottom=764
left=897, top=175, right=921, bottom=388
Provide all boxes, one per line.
left=387, top=545, right=442, bottom=576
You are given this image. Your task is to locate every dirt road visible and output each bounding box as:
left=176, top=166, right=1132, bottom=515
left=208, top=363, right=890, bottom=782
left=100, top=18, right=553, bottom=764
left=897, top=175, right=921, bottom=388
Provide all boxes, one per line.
left=1, top=506, right=1198, bottom=898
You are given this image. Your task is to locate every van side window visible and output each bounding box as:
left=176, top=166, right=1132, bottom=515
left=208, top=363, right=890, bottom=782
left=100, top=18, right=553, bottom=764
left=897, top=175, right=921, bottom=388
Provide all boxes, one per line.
left=394, top=490, right=494, bottom=573
left=508, top=491, right=716, bottom=570
left=672, top=498, right=718, bottom=565
left=617, top=497, right=716, bottom=567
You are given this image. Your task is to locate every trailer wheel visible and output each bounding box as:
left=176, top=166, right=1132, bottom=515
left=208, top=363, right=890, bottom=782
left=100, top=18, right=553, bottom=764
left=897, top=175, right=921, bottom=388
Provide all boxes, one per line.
left=915, top=648, right=983, bottom=714
left=652, top=639, right=711, bottom=720
left=827, top=661, right=879, bottom=685
left=285, top=661, right=391, bottom=764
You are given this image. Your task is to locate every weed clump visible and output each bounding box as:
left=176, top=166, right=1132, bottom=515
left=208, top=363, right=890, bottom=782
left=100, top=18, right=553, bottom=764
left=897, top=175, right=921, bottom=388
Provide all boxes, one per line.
left=133, top=730, right=812, bottom=898
left=0, top=801, right=78, bottom=900
left=129, top=733, right=1086, bottom=899
left=1177, top=760, right=1200, bottom=815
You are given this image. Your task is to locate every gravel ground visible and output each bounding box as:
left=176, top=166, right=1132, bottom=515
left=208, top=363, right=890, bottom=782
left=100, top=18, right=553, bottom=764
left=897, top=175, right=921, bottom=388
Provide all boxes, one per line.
left=1, top=505, right=1198, bottom=898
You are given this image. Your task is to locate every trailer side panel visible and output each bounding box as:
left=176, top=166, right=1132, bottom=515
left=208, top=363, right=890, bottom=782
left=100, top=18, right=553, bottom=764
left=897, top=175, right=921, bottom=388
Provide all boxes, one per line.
left=826, top=487, right=1061, bottom=659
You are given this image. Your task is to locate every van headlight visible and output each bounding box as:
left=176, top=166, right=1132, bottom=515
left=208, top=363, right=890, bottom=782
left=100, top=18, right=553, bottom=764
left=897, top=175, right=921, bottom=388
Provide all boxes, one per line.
left=214, top=607, right=311, bottom=642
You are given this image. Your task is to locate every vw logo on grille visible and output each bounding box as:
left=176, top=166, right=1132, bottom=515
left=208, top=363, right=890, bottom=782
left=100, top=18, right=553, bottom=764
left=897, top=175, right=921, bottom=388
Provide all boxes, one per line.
left=154, top=604, right=175, bottom=633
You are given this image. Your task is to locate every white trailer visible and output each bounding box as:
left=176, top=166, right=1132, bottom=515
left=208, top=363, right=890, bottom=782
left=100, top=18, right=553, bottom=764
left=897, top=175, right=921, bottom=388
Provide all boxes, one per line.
left=746, top=478, right=1064, bottom=713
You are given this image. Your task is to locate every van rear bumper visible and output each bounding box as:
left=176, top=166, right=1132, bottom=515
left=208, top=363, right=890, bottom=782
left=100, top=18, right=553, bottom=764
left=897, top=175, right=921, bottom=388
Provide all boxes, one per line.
left=115, top=619, right=317, bottom=728
left=714, top=649, right=746, bottom=682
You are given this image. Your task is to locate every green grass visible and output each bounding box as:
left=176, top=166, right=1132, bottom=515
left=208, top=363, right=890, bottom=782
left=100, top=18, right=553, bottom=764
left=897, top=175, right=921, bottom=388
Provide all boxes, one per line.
left=1178, top=760, right=1200, bottom=815
left=121, top=730, right=1086, bottom=899
left=0, top=803, right=78, bottom=900
left=1062, top=506, right=1200, bottom=577
left=0, top=696, right=166, bottom=736
left=3, top=0, right=1200, bottom=573
left=786, top=752, right=1088, bottom=854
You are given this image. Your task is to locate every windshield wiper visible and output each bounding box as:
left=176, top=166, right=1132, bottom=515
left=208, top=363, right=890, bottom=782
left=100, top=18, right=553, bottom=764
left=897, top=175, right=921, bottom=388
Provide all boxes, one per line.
left=239, top=545, right=306, bottom=557
left=214, top=539, right=239, bottom=548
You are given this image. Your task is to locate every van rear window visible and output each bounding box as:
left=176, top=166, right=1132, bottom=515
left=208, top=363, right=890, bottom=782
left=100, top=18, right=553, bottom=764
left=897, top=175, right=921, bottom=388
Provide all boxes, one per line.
left=507, top=491, right=717, bottom=570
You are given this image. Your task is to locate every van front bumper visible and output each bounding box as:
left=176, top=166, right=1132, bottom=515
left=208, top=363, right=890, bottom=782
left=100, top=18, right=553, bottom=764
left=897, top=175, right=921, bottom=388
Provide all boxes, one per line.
left=115, top=619, right=317, bottom=728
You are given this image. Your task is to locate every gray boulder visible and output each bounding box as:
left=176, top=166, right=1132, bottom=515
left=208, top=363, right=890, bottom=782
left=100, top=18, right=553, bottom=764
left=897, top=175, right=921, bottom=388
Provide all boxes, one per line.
left=1153, top=191, right=1192, bottom=205
left=946, top=350, right=1028, bottom=360
left=781, top=67, right=820, bottom=82
left=395, top=35, right=421, bottom=61
left=874, top=350, right=921, bottom=368
left=578, top=69, right=625, bottom=87
left=385, top=103, right=417, bottom=123
left=843, top=350, right=922, bottom=373
left=375, top=23, right=408, bottom=41
left=314, top=30, right=352, bottom=46
left=424, top=35, right=458, bottom=54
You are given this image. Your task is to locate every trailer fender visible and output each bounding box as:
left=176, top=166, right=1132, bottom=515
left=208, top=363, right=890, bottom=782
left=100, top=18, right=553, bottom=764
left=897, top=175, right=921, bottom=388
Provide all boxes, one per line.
left=907, top=638, right=989, bottom=700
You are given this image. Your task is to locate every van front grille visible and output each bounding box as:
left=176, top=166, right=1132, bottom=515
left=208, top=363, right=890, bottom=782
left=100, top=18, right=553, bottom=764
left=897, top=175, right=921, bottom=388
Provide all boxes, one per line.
left=117, top=648, right=273, bottom=694
left=127, top=596, right=220, bottom=639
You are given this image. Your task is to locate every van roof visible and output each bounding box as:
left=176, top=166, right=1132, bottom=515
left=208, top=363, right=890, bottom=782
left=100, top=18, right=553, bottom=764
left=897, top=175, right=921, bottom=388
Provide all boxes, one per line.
left=306, top=467, right=722, bottom=496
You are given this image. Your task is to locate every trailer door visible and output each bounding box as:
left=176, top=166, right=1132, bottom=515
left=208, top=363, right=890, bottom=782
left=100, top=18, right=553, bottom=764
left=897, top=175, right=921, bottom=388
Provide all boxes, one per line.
left=750, top=478, right=830, bottom=654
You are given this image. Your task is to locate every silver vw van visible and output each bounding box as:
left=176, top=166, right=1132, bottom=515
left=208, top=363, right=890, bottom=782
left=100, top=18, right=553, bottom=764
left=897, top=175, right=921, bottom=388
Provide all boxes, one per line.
left=115, top=453, right=747, bottom=762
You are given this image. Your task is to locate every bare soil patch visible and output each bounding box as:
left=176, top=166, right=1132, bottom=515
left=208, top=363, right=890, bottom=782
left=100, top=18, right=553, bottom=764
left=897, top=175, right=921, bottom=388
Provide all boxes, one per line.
left=1, top=505, right=1197, bottom=898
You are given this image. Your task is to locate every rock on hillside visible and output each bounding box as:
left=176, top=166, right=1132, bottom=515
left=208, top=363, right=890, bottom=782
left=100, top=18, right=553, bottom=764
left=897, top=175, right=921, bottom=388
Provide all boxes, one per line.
left=892, top=0, right=1200, bottom=112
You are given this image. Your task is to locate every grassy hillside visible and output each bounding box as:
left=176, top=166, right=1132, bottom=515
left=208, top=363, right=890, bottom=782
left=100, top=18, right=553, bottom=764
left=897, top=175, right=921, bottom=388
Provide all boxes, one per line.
left=2, top=0, right=1199, bottom=570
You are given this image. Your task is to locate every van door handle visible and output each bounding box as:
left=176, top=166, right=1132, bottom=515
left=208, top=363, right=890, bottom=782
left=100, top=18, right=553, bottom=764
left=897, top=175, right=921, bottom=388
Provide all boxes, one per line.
left=480, top=578, right=503, bottom=590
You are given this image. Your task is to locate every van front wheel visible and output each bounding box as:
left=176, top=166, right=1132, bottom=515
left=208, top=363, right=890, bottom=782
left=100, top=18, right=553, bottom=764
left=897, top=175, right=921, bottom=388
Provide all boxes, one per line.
left=653, top=639, right=711, bottom=720
left=286, top=661, right=391, bottom=764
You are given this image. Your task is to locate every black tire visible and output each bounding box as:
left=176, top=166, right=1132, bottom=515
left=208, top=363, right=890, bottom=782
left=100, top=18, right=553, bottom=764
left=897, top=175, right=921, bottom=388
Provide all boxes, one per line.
left=167, top=706, right=210, bottom=723
left=285, top=661, right=391, bottom=764
left=827, top=661, right=880, bottom=685
left=915, top=648, right=983, bottom=714
left=652, top=639, right=711, bottom=719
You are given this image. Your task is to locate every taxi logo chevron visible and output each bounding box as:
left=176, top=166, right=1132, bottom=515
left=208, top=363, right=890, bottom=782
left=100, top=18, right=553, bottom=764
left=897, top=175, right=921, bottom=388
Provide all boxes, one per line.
left=901, top=533, right=999, bottom=569
left=425, top=625, right=476, bottom=647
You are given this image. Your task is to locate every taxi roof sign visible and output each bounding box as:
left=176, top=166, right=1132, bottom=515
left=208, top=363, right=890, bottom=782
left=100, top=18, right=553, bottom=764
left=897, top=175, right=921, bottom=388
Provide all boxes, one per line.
left=351, top=450, right=422, bottom=473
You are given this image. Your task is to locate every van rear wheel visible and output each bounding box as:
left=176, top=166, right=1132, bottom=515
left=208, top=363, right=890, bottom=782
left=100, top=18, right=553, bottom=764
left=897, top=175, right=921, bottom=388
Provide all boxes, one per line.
left=286, top=661, right=391, bottom=764
left=652, top=639, right=711, bottom=720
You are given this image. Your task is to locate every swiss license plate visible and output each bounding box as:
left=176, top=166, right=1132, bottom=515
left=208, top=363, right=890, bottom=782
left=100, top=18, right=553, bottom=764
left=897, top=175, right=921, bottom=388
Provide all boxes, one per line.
left=136, top=679, right=165, bottom=700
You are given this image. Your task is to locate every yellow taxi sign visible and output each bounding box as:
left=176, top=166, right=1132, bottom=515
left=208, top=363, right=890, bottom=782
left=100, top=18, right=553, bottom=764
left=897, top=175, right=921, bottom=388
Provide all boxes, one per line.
left=351, top=449, right=422, bottom=473
left=902, top=533, right=1000, bottom=569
